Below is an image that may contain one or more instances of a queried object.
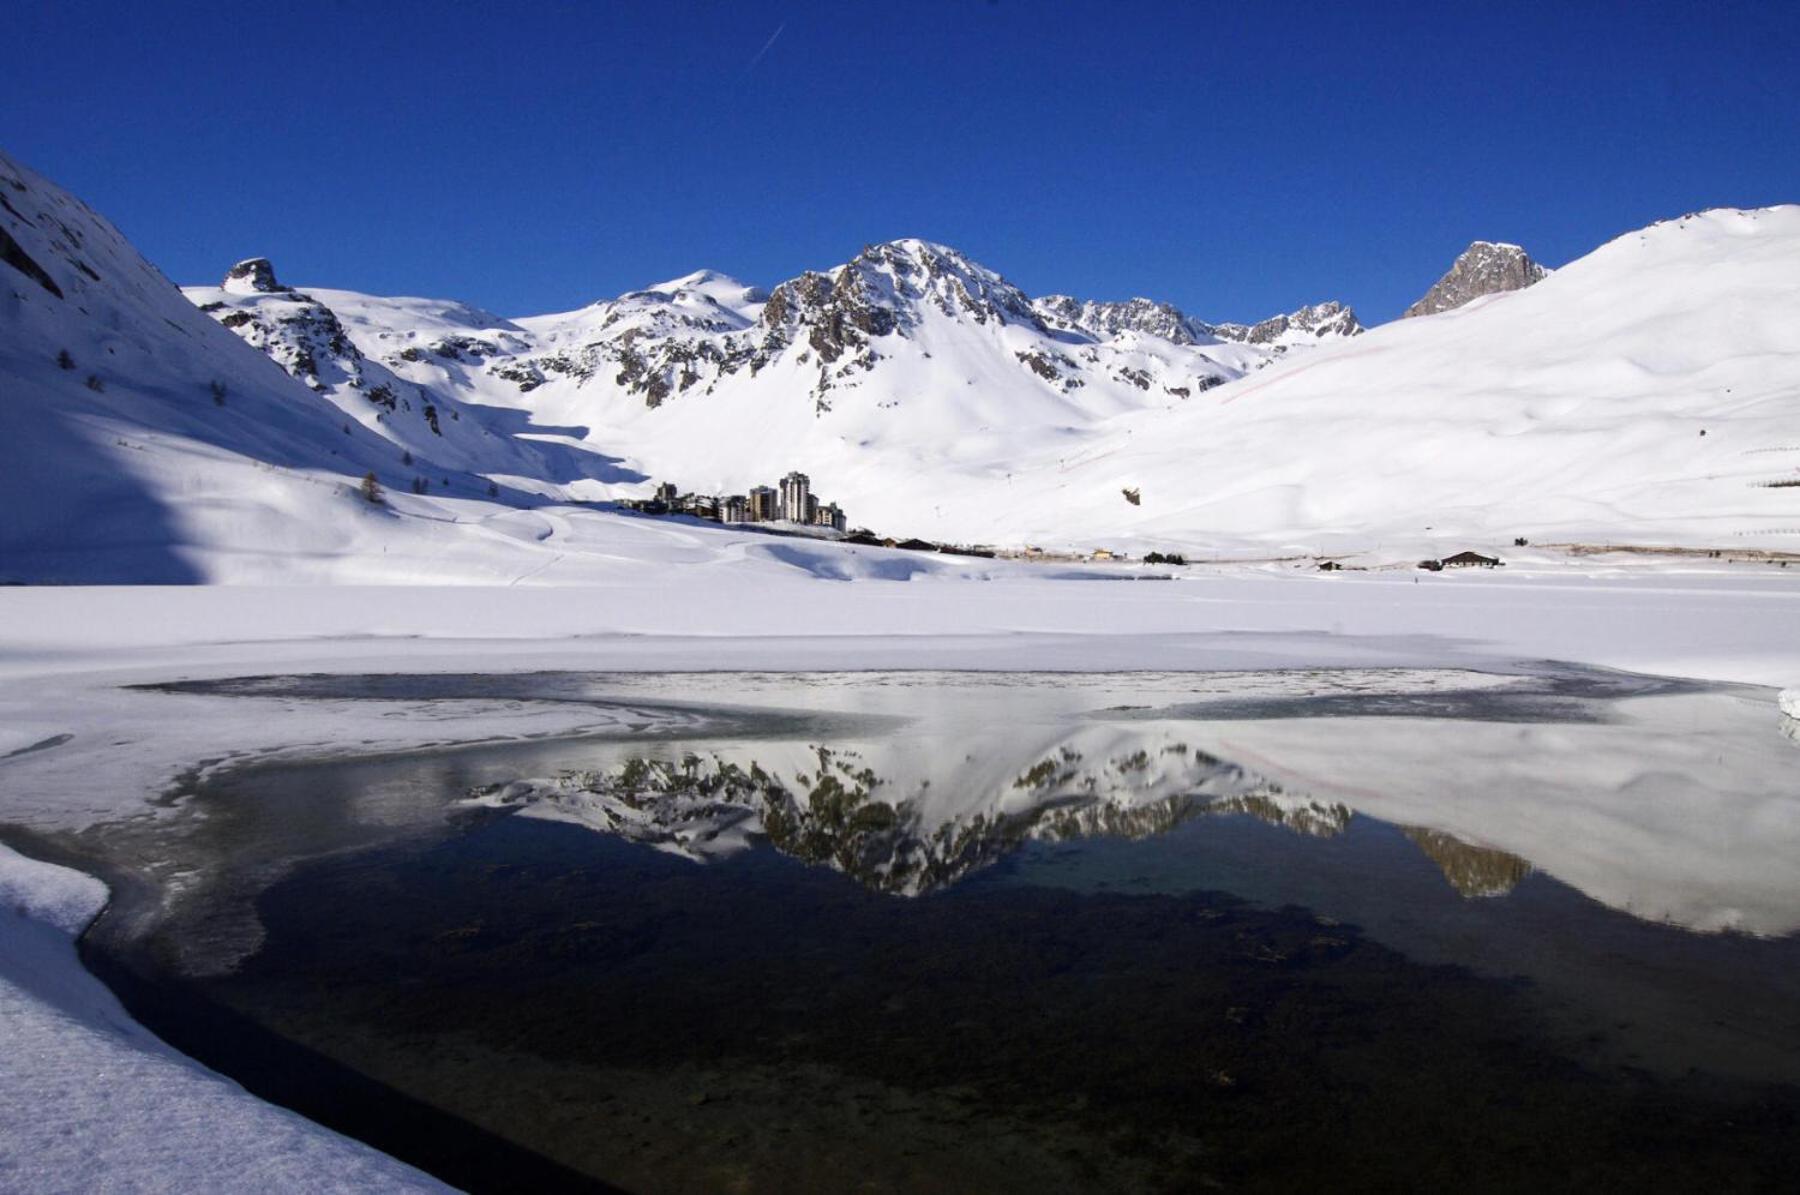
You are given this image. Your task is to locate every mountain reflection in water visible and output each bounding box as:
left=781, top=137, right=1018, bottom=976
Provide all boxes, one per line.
left=52, top=667, right=1800, bottom=1191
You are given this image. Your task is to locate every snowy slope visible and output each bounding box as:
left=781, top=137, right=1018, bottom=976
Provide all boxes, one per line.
left=295, top=240, right=1354, bottom=518
left=6, top=142, right=1800, bottom=581
left=0, top=147, right=646, bottom=583
left=1011, top=207, right=1800, bottom=556
left=182, top=258, right=567, bottom=482
left=0, top=147, right=872, bottom=584
left=254, top=218, right=1800, bottom=560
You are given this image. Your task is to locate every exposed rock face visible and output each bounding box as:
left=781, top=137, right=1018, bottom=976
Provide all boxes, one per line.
left=222, top=257, right=288, bottom=295
left=204, top=287, right=364, bottom=390
left=0, top=225, right=63, bottom=298
left=209, top=238, right=1362, bottom=421
left=1403, top=241, right=1547, bottom=318
left=1213, top=301, right=1363, bottom=345
left=1034, top=294, right=1215, bottom=345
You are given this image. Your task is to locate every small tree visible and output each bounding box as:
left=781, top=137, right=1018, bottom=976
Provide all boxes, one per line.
left=359, top=472, right=384, bottom=504
left=210, top=380, right=227, bottom=406
left=401, top=449, right=414, bottom=466
left=410, top=476, right=428, bottom=494
left=85, top=374, right=104, bottom=392
left=487, top=481, right=499, bottom=498
left=56, top=349, right=74, bottom=370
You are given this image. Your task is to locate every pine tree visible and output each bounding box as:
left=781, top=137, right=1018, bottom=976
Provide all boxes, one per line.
left=56, top=349, right=74, bottom=370
left=360, top=472, right=384, bottom=504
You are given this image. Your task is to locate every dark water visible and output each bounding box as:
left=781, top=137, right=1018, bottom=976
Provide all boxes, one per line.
left=64, top=670, right=1800, bottom=1193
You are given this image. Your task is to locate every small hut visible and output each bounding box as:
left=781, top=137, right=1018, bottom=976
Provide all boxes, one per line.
left=1441, top=551, right=1502, bottom=568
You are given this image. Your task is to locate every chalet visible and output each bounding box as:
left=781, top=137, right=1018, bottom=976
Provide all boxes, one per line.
left=1441, top=551, right=1502, bottom=568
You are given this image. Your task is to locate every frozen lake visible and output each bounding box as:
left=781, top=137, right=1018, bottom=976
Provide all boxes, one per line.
left=36, top=668, right=1800, bottom=1191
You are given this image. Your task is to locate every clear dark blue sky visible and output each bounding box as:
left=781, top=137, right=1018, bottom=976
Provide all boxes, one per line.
left=7, top=0, right=1797, bottom=323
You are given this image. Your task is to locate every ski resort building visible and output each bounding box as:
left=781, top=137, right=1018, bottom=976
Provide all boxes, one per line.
left=779, top=471, right=811, bottom=523
left=622, top=472, right=848, bottom=533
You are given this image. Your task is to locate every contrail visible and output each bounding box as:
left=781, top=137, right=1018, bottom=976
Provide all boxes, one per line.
left=741, top=20, right=787, bottom=77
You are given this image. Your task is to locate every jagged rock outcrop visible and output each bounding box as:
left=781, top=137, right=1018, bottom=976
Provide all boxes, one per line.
left=1036, top=294, right=1363, bottom=350
left=222, top=257, right=288, bottom=295
left=198, top=267, right=366, bottom=391
left=1034, top=295, right=1216, bottom=345
left=1213, top=301, right=1363, bottom=345
left=191, top=238, right=1368, bottom=429
left=1404, top=241, right=1547, bottom=318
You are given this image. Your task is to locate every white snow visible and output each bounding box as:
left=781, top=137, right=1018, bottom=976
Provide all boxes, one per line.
left=286, top=209, right=1800, bottom=563
left=8, top=146, right=1800, bottom=582
left=0, top=843, right=450, bottom=1194
left=1782, top=688, right=1799, bottom=719
left=5, top=143, right=1800, bottom=1188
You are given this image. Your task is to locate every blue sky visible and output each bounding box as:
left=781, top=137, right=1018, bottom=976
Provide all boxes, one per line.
left=6, top=0, right=1797, bottom=323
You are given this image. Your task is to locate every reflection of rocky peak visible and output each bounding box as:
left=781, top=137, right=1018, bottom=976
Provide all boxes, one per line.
left=1403, top=241, right=1547, bottom=318
left=1401, top=827, right=1532, bottom=898
left=472, top=739, right=1255, bottom=895
left=1207, top=789, right=1353, bottom=838
left=222, top=257, right=288, bottom=295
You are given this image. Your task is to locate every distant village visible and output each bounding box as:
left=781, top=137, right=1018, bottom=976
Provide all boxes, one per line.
left=618, top=469, right=994, bottom=558
left=619, top=470, right=849, bottom=532
left=616, top=471, right=1513, bottom=571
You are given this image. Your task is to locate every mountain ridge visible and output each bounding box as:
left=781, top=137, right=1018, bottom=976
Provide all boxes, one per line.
left=5, top=142, right=1799, bottom=582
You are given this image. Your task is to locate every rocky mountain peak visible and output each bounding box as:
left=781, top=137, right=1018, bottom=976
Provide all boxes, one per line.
left=855, top=239, right=1042, bottom=328
left=1213, top=300, right=1363, bottom=346
left=1034, top=295, right=1216, bottom=345
left=1403, top=241, right=1547, bottom=318
left=222, top=257, right=288, bottom=295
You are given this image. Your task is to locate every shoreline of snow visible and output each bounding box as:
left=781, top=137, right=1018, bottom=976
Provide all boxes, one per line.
left=0, top=842, right=451, bottom=1193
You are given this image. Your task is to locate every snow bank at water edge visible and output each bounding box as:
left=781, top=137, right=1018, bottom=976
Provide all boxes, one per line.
left=0, top=844, right=450, bottom=1193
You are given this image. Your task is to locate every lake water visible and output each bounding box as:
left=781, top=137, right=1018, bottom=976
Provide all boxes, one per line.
left=55, top=668, right=1800, bottom=1192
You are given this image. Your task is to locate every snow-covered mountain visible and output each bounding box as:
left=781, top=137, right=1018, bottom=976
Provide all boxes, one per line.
left=256, top=216, right=1798, bottom=560
left=0, top=148, right=642, bottom=583
left=334, top=237, right=1328, bottom=430
left=5, top=141, right=1799, bottom=581
left=1404, top=240, right=1548, bottom=318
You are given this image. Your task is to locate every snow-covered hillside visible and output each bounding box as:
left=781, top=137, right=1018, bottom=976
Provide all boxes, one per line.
left=0, top=148, right=652, bottom=583
left=262, top=212, right=1800, bottom=560
left=1015, top=208, right=1800, bottom=557
left=289, top=238, right=1364, bottom=529
left=5, top=142, right=1799, bottom=580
